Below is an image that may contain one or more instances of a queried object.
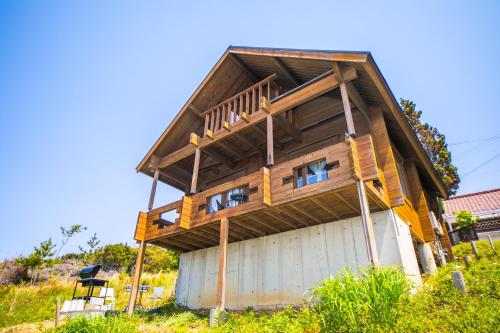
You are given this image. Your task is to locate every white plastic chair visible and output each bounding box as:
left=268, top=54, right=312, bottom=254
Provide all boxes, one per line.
left=148, top=287, right=164, bottom=302
left=98, top=287, right=115, bottom=310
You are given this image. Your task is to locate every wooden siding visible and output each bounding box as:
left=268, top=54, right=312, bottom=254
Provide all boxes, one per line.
left=394, top=195, right=424, bottom=243
left=368, top=106, right=405, bottom=207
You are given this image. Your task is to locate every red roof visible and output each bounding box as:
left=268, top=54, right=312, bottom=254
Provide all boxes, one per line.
left=444, top=188, right=500, bottom=217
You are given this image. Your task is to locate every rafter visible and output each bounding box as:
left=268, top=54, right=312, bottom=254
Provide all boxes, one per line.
left=345, top=81, right=370, bottom=125
left=271, top=57, right=300, bottom=86
left=289, top=204, right=322, bottom=224
left=311, top=197, right=341, bottom=220
left=334, top=191, right=361, bottom=214
left=252, top=124, right=283, bottom=150
left=229, top=54, right=260, bottom=83
left=274, top=114, right=302, bottom=143
left=202, top=147, right=236, bottom=169
left=215, top=141, right=248, bottom=162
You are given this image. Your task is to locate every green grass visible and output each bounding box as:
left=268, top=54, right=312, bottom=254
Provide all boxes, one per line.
left=0, top=271, right=177, bottom=329
left=2, top=241, right=498, bottom=332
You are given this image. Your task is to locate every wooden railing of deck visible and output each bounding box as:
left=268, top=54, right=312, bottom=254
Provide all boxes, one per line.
left=202, top=74, right=278, bottom=137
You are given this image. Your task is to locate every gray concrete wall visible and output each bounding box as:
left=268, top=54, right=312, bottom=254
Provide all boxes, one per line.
left=175, top=210, right=421, bottom=310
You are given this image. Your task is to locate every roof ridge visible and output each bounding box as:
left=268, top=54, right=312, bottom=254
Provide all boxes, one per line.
left=448, top=188, right=500, bottom=200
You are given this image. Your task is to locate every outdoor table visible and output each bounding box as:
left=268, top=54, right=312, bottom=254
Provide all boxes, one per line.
left=124, top=285, right=150, bottom=310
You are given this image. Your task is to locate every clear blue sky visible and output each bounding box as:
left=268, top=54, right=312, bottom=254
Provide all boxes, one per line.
left=1, top=1, right=499, bottom=259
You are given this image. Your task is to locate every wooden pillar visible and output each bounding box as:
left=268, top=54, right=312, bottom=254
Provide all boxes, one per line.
left=336, top=63, right=379, bottom=267
left=127, top=240, right=147, bottom=314
left=191, top=148, right=201, bottom=194
left=215, top=217, right=229, bottom=310
left=128, top=167, right=158, bottom=314
left=266, top=114, right=274, bottom=166
left=148, top=168, right=160, bottom=211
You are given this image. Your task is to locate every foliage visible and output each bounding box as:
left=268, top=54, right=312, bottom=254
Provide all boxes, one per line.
left=56, top=224, right=87, bottom=258
left=454, top=210, right=478, bottom=228
left=16, top=238, right=56, bottom=284
left=143, top=245, right=179, bottom=273
left=78, top=233, right=101, bottom=255
left=310, top=267, right=409, bottom=332
left=0, top=259, right=28, bottom=285
left=400, top=98, right=460, bottom=195
left=54, top=314, right=138, bottom=333
left=93, top=243, right=135, bottom=272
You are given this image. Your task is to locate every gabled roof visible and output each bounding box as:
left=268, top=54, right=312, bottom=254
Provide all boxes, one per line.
left=444, top=188, right=500, bottom=219
left=136, top=46, right=448, bottom=198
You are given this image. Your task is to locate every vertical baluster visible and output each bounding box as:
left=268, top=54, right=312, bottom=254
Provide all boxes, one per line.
left=267, top=81, right=271, bottom=99
left=204, top=114, right=209, bottom=137
left=215, top=107, right=221, bottom=131
left=239, top=95, right=243, bottom=119
left=251, top=87, right=256, bottom=114
left=222, top=104, right=226, bottom=126
left=210, top=109, right=215, bottom=132
left=233, top=98, right=237, bottom=123
left=246, top=91, right=250, bottom=114
left=227, top=102, right=232, bottom=124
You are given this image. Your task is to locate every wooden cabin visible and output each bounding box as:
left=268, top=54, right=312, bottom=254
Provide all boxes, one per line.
left=127, top=46, right=453, bottom=313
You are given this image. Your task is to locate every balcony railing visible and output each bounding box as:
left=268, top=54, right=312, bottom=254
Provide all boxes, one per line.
left=202, top=74, right=278, bottom=136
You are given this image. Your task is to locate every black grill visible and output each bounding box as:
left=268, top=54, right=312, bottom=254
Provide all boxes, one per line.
left=78, top=265, right=102, bottom=279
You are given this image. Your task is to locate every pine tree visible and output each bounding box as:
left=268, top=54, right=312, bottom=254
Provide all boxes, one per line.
left=400, top=99, right=460, bottom=195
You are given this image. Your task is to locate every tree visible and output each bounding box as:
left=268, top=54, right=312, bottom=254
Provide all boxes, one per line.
left=79, top=233, right=101, bottom=255
left=55, top=224, right=87, bottom=258
left=455, top=210, right=478, bottom=228
left=17, top=238, right=56, bottom=283
left=94, top=243, right=135, bottom=272
left=400, top=99, right=460, bottom=195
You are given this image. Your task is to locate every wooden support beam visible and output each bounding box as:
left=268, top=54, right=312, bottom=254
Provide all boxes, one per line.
left=179, top=232, right=215, bottom=247
left=274, top=113, right=302, bottom=143
left=232, top=218, right=267, bottom=236
left=275, top=208, right=311, bottom=227
left=190, top=148, right=201, bottom=194
left=159, top=171, right=189, bottom=190
left=229, top=54, right=260, bottom=83
left=190, top=228, right=220, bottom=243
left=263, top=211, right=297, bottom=229
left=253, top=123, right=283, bottom=150
left=127, top=240, right=146, bottom=314
left=216, top=218, right=229, bottom=311
left=356, top=180, right=380, bottom=267
left=345, top=81, right=370, bottom=125
left=203, top=147, right=236, bottom=169
left=234, top=133, right=261, bottom=152
left=246, top=215, right=282, bottom=233
left=271, top=57, right=300, bottom=86
left=266, top=114, right=274, bottom=166
left=215, top=141, right=248, bottom=162
left=335, top=191, right=361, bottom=214
left=148, top=169, right=160, bottom=211
left=333, top=62, right=356, bottom=136
left=168, top=165, right=192, bottom=183
left=188, top=105, right=205, bottom=119
left=162, top=238, right=196, bottom=252
left=289, top=204, right=322, bottom=224
left=311, top=197, right=341, bottom=220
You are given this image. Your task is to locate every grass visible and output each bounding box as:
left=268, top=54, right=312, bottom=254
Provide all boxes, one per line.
left=0, top=271, right=177, bottom=329
left=1, top=240, right=498, bottom=332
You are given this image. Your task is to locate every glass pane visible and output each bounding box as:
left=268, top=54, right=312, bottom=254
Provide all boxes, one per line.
left=226, top=187, right=248, bottom=208
left=307, top=160, right=327, bottom=185
left=209, top=193, right=223, bottom=213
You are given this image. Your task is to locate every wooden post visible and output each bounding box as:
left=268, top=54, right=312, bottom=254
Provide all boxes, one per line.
left=451, top=271, right=466, bottom=293
left=191, top=148, right=201, bottom=194
left=471, top=241, right=480, bottom=259
left=336, top=63, right=379, bottom=267
left=55, top=297, right=60, bottom=328
left=127, top=240, right=147, bottom=315
left=464, top=255, right=472, bottom=268
left=266, top=114, right=274, bottom=166
left=148, top=168, right=160, bottom=211
left=356, top=180, right=380, bottom=267
left=215, top=217, right=229, bottom=311
left=487, top=235, right=496, bottom=253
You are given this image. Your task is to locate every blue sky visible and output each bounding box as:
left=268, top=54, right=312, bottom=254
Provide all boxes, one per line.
left=1, top=1, right=499, bottom=259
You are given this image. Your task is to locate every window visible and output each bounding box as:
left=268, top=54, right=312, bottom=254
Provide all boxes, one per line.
left=206, top=185, right=249, bottom=213
left=295, top=160, right=328, bottom=188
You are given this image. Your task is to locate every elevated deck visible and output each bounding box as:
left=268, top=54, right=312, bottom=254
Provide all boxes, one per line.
left=134, top=134, right=390, bottom=252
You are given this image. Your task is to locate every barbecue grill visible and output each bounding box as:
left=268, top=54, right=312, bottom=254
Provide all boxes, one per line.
left=72, top=265, right=109, bottom=302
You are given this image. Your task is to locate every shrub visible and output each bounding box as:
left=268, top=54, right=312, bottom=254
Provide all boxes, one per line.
left=94, top=243, right=135, bottom=272
left=0, top=259, right=28, bottom=285
left=455, top=210, right=477, bottom=228
left=143, top=245, right=179, bottom=273
left=310, top=267, right=409, bottom=332
left=54, top=314, right=138, bottom=333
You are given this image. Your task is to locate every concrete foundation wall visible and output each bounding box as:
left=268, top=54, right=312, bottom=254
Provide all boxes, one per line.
left=175, top=210, right=421, bottom=310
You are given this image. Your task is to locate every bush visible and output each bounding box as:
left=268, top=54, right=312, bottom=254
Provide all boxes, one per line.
left=0, top=259, right=28, bottom=285
left=310, top=267, right=409, bottom=332
left=94, top=244, right=135, bottom=272
left=143, top=245, right=179, bottom=273
left=54, top=314, right=138, bottom=333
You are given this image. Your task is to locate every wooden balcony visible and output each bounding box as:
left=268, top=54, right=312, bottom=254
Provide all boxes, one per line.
left=135, top=134, right=391, bottom=252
